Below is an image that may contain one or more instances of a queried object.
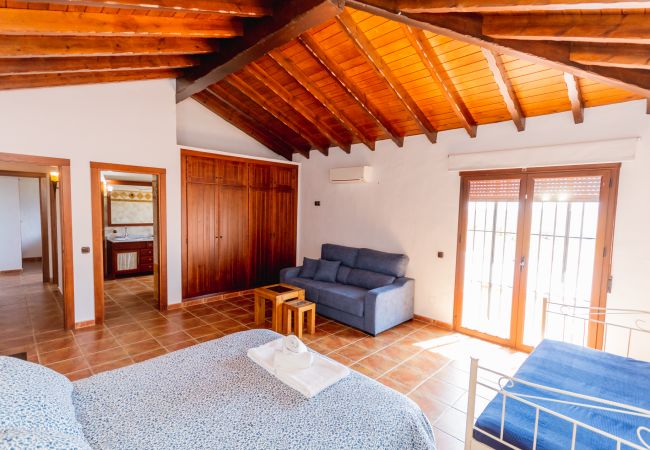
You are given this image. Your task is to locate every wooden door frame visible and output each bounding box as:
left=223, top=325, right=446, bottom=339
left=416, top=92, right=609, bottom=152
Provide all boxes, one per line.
left=90, top=162, right=168, bottom=324
left=453, top=163, right=621, bottom=351
left=0, top=152, right=75, bottom=329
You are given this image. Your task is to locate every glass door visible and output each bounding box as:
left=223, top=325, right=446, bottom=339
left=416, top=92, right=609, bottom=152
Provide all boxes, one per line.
left=454, top=165, right=619, bottom=350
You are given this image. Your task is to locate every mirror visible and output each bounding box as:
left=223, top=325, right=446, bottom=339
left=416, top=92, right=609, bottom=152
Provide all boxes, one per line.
left=107, top=184, right=153, bottom=226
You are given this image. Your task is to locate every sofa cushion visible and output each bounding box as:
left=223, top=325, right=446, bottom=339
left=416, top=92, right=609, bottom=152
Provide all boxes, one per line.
left=0, top=356, right=87, bottom=440
left=288, top=277, right=337, bottom=303
left=336, top=265, right=352, bottom=284
left=318, top=284, right=367, bottom=317
left=322, top=244, right=359, bottom=268
left=346, top=268, right=396, bottom=290
left=313, top=259, right=341, bottom=283
left=298, top=257, right=319, bottom=279
left=355, top=248, right=409, bottom=277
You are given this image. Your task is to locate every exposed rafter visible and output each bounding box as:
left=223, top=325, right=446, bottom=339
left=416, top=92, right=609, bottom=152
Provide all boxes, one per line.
left=0, top=9, right=243, bottom=38
left=269, top=49, right=375, bottom=152
left=564, top=73, right=584, bottom=124
left=0, top=36, right=220, bottom=58
left=337, top=10, right=438, bottom=144
left=247, top=60, right=352, bottom=153
left=402, top=24, right=477, bottom=137
left=229, top=71, right=328, bottom=156
left=299, top=33, right=404, bottom=148
left=176, top=0, right=345, bottom=101
left=0, top=68, right=182, bottom=91
left=346, top=1, right=650, bottom=97
left=193, top=91, right=293, bottom=160
left=0, top=55, right=200, bottom=76
left=17, top=0, right=272, bottom=17
left=481, top=49, right=526, bottom=131
left=388, top=0, right=650, bottom=13
left=482, top=13, right=650, bottom=45
left=570, top=43, right=650, bottom=70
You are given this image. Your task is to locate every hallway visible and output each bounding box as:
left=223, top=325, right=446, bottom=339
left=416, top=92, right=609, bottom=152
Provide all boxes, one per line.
left=0, top=261, right=64, bottom=362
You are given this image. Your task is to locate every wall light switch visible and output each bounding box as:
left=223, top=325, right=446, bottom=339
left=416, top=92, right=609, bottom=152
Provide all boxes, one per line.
left=437, top=251, right=444, bottom=258
left=81, top=246, right=90, bottom=254
left=314, top=201, right=321, bottom=206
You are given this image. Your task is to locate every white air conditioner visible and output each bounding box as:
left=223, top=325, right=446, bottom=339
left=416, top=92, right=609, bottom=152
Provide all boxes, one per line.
left=329, top=166, right=372, bottom=184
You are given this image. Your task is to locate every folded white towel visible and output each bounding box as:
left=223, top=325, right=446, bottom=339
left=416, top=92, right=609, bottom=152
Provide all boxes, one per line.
left=247, top=338, right=350, bottom=398
left=282, top=334, right=307, bottom=355
left=273, top=349, right=313, bottom=370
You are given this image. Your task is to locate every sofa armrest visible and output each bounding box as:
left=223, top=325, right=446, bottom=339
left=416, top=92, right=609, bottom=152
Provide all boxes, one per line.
left=364, top=277, right=414, bottom=335
left=280, top=266, right=301, bottom=283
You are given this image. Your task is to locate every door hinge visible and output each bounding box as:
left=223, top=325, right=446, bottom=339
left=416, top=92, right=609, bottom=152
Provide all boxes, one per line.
left=607, top=275, right=613, bottom=294
left=609, top=177, right=613, bottom=188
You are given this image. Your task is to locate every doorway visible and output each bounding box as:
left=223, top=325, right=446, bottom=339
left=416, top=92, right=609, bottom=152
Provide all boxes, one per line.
left=90, top=162, right=167, bottom=325
left=453, top=164, right=619, bottom=352
left=0, top=152, right=74, bottom=338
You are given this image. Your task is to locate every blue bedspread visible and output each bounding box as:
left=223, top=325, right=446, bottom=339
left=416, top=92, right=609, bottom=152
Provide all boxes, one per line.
left=474, top=340, right=650, bottom=450
left=72, top=329, right=436, bottom=450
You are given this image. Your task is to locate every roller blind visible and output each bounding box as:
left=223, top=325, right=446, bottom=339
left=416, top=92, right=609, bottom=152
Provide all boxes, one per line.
left=468, top=179, right=521, bottom=202
left=532, top=176, right=602, bottom=202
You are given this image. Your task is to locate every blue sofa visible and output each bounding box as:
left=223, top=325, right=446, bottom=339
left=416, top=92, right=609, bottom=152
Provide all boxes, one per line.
left=280, top=244, right=414, bottom=336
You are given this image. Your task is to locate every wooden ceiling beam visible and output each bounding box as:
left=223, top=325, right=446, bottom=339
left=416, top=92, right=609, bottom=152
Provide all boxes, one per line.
left=481, top=48, right=526, bottom=131
left=570, top=43, right=650, bottom=70
left=390, top=0, right=650, bottom=13
left=346, top=1, right=650, bottom=97
left=269, top=49, right=375, bottom=152
left=18, top=0, right=272, bottom=17
left=483, top=13, right=650, bottom=44
left=193, top=90, right=293, bottom=160
left=0, top=36, right=219, bottom=58
left=0, top=55, right=199, bottom=76
left=337, top=10, right=438, bottom=144
left=0, top=68, right=181, bottom=90
left=0, top=9, right=242, bottom=38
left=176, top=0, right=344, bottom=102
left=228, top=72, right=327, bottom=156
left=564, top=73, right=584, bottom=124
left=247, top=60, right=352, bottom=153
left=402, top=24, right=476, bottom=137
left=299, top=32, right=404, bottom=148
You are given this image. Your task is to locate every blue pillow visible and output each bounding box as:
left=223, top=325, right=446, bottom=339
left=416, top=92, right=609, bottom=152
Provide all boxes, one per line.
left=313, top=259, right=341, bottom=283
left=298, top=257, right=319, bottom=279
left=0, top=429, right=91, bottom=450
left=0, top=356, right=87, bottom=440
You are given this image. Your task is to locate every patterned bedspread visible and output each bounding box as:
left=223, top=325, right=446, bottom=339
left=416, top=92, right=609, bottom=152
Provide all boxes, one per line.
left=72, top=329, right=436, bottom=450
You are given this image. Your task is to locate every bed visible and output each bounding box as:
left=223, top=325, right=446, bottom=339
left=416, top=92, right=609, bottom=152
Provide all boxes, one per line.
left=2, top=329, right=436, bottom=450
left=465, top=301, right=650, bottom=450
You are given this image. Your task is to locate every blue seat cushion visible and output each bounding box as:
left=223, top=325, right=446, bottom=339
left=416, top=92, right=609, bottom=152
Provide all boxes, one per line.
left=318, top=284, right=367, bottom=317
left=346, top=268, right=395, bottom=290
left=322, top=244, right=359, bottom=268
left=0, top=356, right=88, bottom=441
left=356, top=248, right=409, bottom=277
left=287, top=278, right=337, bottom=302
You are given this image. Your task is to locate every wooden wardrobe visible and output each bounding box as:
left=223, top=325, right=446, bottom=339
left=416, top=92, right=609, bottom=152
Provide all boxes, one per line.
left=181, top=150, right=298, bottom=300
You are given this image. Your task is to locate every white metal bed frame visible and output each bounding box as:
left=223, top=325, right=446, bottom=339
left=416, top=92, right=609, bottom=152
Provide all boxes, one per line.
left=464, top=298, right=650, bottom=450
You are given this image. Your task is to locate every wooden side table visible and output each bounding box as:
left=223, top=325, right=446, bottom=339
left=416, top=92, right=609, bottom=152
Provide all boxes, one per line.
left=254, top=284, right=305, bottom=333
left=283, top=300, right=316, bottom=339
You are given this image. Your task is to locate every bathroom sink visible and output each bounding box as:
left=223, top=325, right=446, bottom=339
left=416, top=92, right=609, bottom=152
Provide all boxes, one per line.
left=108, top=236, right=153, bottom=243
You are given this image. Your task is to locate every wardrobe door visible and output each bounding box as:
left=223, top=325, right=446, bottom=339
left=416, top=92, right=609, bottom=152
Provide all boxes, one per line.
left=186, top=156, right=217, bottom=183
left=185, top=180, right=218, bottom=298
left=215, top=160, right=248, bottom=292
left=248, top=164, right=274, bottom=287
left=271, top=166, right=298, bottom=278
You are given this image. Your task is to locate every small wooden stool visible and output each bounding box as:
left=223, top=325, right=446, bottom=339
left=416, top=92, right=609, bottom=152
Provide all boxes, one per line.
left=283, top=300, right=316, bottom=339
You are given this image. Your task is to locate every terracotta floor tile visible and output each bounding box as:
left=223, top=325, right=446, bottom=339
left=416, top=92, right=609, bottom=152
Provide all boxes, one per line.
left=164, top=340, right=196, bottom=352
left=408, top=390, right=448, bottom=423
left=155, top=331, right=193, bottom=347
left=132, top=348, right=167, bottom=363
left=109, top=322, right=144, bottom=336
left=114, top=329, right=153, bottom=345
left=358, top=353, right=399, bottom=375
left=377, top=375, right=411, bottom=394
left=66, top=368, right=93, bottom=381
left=122, top=338, right=162, bottom=357
left=36, top=336, right=77, bottom=354
left=79, top=337, right=120, bottom=355
left=434, top=407, right=467, bottom=442
left=412, top=376, right=465, bottom=407
left=194, top=331, right=224, bottom=343
left=351, top=363, right=382, bottom=379
left=376, top=342, right=422, bottom=363
left=383, top=363, right=431, bottom=391
left=85, top=346, right=130, bottom=366
left=46, top=356, right=89, bottom=375
left=39, top=346, right=84, bottom=365
left=92, top=357, right=133, bottom=374
left=432, top=427, right=464, bottom=450
left=147, top=322, right=184, bottom=338
left=184, top=324, right=218, bottom=339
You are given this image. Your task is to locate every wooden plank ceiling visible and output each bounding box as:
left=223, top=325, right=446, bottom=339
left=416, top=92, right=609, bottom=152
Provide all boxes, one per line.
left=0, top=1, right=647, bottom=159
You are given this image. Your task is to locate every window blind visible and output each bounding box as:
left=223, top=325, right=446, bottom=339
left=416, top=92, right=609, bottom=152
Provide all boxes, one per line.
left=532, top=176, right=602, bottom=202
left=468, top=179, right=520, bottom=202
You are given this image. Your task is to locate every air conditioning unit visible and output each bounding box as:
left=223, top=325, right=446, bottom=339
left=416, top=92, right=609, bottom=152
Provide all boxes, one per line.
left=329, top=166, right=372, bottom=184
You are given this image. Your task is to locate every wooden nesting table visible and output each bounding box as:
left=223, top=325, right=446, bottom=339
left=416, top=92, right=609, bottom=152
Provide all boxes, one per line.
left=283, top=300, right=316, bottom=339
left=254, top=284, right=305, bottom=333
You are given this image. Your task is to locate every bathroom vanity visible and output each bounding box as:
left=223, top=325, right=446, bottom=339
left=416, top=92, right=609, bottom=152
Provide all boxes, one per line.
left=105, top=236, right=154, bottom=278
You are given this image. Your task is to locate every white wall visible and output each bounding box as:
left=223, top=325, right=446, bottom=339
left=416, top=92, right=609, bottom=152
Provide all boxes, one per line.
left=0, top=177, right=23, bottom=271
left=176, top=97, right=284, bottom=160
left=0, top=79, right=180, bottom=322
left=295, top=100, right=650, bottom=326
left=18, top=177, right=42, bottom=259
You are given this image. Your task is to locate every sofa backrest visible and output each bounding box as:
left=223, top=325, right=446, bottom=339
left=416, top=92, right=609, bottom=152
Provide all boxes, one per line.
left=320, top=244, right=409, bottom=289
